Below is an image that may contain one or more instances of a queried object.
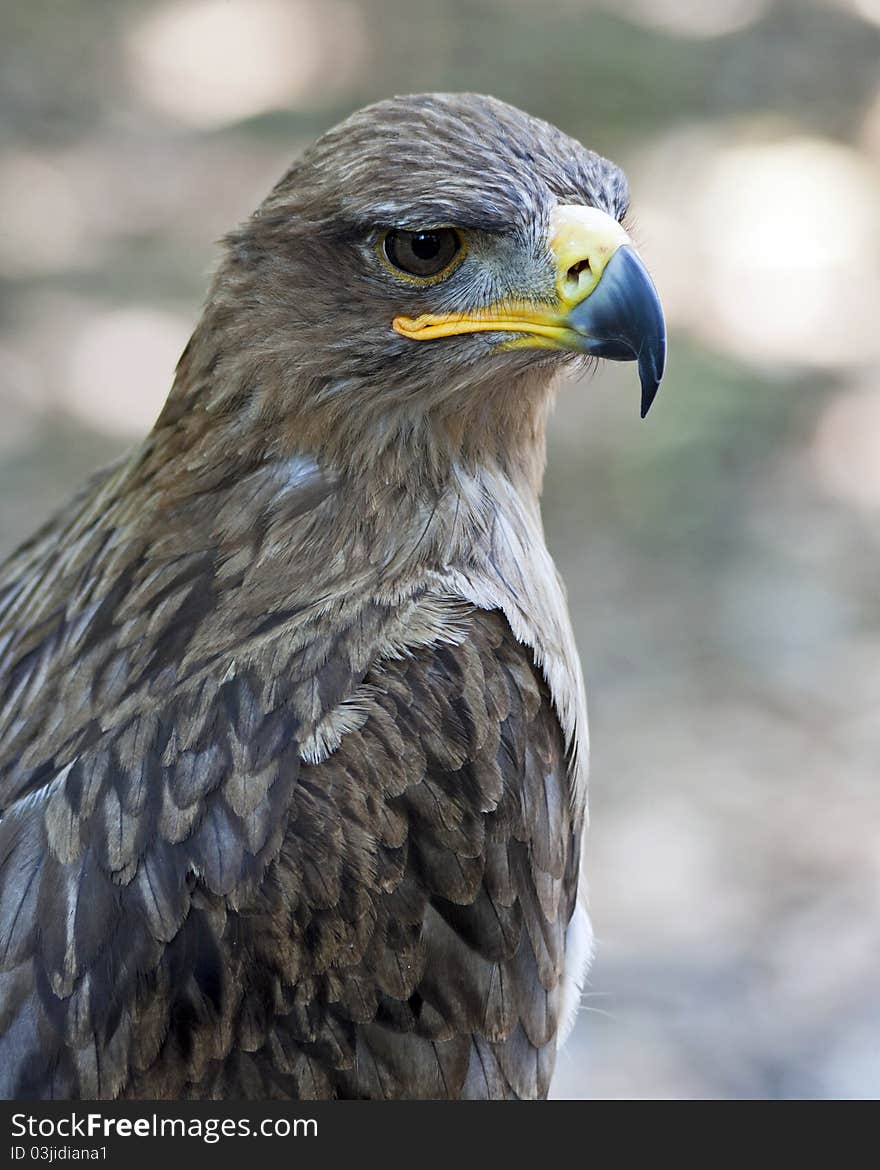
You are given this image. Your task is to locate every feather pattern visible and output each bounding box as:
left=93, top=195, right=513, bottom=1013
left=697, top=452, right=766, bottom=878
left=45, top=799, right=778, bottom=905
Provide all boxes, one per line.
left=0, top=92, right=619, bottom=1099
left=0, top=458, right=584, bottom=1099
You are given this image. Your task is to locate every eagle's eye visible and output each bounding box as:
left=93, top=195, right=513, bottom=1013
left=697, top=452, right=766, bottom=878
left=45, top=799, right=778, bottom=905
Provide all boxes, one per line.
left=381, top=228, right=464, bottom=280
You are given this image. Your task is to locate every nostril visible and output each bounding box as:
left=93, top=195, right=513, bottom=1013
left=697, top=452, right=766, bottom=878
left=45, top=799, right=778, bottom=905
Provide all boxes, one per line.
left=567, top=258, right=592, bottom=283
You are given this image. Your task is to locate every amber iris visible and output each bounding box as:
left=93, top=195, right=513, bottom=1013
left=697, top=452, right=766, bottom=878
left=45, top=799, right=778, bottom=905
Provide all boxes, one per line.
left=383, top=228, right=462, bottom=278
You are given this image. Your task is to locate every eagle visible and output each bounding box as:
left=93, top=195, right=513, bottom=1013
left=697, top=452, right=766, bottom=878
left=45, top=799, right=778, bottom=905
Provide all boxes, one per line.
left=0, top=93, right=664, bottom=1100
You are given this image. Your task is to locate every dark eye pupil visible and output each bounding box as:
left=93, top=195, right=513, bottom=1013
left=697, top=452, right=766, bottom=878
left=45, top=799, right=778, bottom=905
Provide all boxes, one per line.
left=411, top=232, right=441, bottom=259
left=383, top=227, right=462, bottom=278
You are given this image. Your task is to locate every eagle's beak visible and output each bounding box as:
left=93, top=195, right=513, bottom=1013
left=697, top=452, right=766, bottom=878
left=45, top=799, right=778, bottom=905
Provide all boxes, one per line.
left=393, top=204, right=666, bottom=418
left=551, top=205, right=666, bottom=418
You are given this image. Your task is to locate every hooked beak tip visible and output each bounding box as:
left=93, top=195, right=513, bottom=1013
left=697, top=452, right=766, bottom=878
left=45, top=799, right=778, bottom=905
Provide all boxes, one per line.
left=638, top=346, right=664, bottom=418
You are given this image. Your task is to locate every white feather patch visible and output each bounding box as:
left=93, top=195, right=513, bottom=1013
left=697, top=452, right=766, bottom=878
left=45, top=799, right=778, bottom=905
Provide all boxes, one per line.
left=558, top=901, right=594, bottom=1048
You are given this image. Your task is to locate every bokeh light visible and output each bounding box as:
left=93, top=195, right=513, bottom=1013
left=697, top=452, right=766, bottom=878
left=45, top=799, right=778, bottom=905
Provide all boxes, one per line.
left=615, top=0, right=771, bottom=38
left=62, top=308, right=192, bottom=436
left=632, top=132, right=880, bottom=367
left=126, top=0, right=366, bottom=128
left=0, top=152, right=88, bottom=275
left=697, top=138, right=880, bottom=367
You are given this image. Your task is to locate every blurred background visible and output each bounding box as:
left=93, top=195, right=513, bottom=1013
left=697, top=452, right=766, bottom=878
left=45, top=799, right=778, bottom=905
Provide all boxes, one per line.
left=2, top=0, right=879, bottom=1099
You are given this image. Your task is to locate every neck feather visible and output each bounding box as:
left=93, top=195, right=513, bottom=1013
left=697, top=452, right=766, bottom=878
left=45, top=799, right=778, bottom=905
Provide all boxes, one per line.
left=146, top=309, right=558, bottom=505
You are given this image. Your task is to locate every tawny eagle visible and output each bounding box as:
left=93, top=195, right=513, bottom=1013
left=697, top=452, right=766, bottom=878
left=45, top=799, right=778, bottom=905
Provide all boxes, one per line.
left=0, top=94, right=664, bottom=1099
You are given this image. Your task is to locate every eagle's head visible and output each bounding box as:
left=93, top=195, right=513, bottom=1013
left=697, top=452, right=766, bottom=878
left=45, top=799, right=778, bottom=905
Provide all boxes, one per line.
left=173, top=94, right=665, bottom=484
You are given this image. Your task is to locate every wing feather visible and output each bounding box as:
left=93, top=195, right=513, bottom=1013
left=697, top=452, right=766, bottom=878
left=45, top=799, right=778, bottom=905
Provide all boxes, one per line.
left=0, top=467, right=582, bottom=1099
